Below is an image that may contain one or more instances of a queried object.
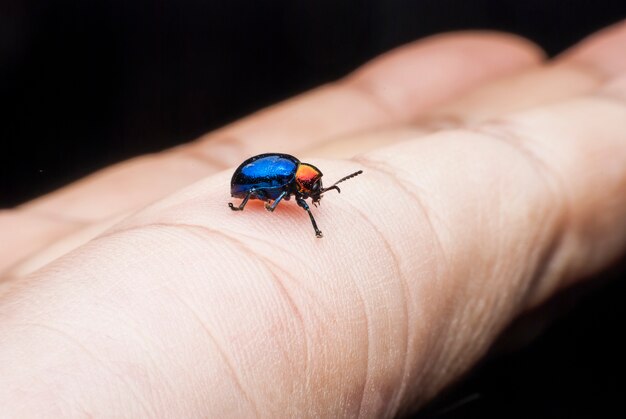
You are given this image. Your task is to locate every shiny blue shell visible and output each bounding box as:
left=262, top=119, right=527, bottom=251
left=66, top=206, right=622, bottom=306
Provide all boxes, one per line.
left=230, top=153, right=300, bottom=201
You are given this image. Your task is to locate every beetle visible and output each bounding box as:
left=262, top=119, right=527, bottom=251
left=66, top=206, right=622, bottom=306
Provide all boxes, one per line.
left=228, top=153, right=362, bottom=238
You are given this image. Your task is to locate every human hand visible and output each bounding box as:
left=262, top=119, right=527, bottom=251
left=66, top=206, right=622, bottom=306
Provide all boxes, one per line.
left=1, top=20, right=625, bottom=417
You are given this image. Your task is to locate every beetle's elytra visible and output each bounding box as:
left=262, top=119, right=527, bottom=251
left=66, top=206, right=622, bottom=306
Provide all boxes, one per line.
left=228, top=153, right=362, bottom=238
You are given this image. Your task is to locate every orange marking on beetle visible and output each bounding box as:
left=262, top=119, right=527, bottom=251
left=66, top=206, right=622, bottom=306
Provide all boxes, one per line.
left=295, top=163, right=322, bottom=193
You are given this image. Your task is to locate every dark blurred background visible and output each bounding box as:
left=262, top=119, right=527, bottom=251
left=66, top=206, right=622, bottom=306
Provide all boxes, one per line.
left=1, top=1, right=625, bottom=417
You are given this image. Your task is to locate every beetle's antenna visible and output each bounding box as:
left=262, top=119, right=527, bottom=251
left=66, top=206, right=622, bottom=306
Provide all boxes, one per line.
left=320, top=170, right=363, bottom=194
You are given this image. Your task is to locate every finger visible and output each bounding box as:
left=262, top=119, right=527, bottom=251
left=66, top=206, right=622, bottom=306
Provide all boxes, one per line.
left=560, top=18, right=626, bottom=77
left=2, top=79, right=625, bottom=415
left=306, top=19, right=626, bottom=158
left=0, top=32, right=542, bottom=273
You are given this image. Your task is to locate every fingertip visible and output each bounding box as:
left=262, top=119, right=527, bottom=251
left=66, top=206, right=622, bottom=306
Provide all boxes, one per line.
left=560, top=19, right=626, bottom=77
left=351, top=31, right=545, bottom=82
left=346, top=31, right=544, bottom=117
left=425, top=30, right=547, bottom=63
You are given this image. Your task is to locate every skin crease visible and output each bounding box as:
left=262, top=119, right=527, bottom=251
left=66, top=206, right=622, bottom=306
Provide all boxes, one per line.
left=0, top=20, right=626, bottom=417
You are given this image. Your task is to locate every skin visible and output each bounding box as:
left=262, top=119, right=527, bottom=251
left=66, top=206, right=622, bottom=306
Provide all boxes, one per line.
left=1, top=20, right=626, bottom=417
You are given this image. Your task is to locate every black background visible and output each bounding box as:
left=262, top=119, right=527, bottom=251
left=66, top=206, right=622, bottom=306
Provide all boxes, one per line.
left=1, top=1, right=625, bottom=417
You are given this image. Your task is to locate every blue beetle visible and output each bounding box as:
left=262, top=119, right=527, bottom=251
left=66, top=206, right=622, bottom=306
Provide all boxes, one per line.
left=228, top=153, right=362, bottom=238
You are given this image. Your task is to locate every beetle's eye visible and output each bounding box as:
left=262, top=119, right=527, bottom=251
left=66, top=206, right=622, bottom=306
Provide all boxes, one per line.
left=312, top=181, right=320, bottom=192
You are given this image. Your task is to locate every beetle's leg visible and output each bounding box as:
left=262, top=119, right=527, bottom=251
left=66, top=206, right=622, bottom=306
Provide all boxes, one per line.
left=296, top=196, right=323, bottom=238
left=265, top=191, right=288, bottom=212
left=228, top=190, right=253, bottom=211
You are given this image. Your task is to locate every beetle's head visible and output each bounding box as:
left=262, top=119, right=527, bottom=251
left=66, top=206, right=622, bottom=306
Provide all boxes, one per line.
left=297, top=163, right=364, bottom=206
left=296, top=163, right=323, bottom=201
